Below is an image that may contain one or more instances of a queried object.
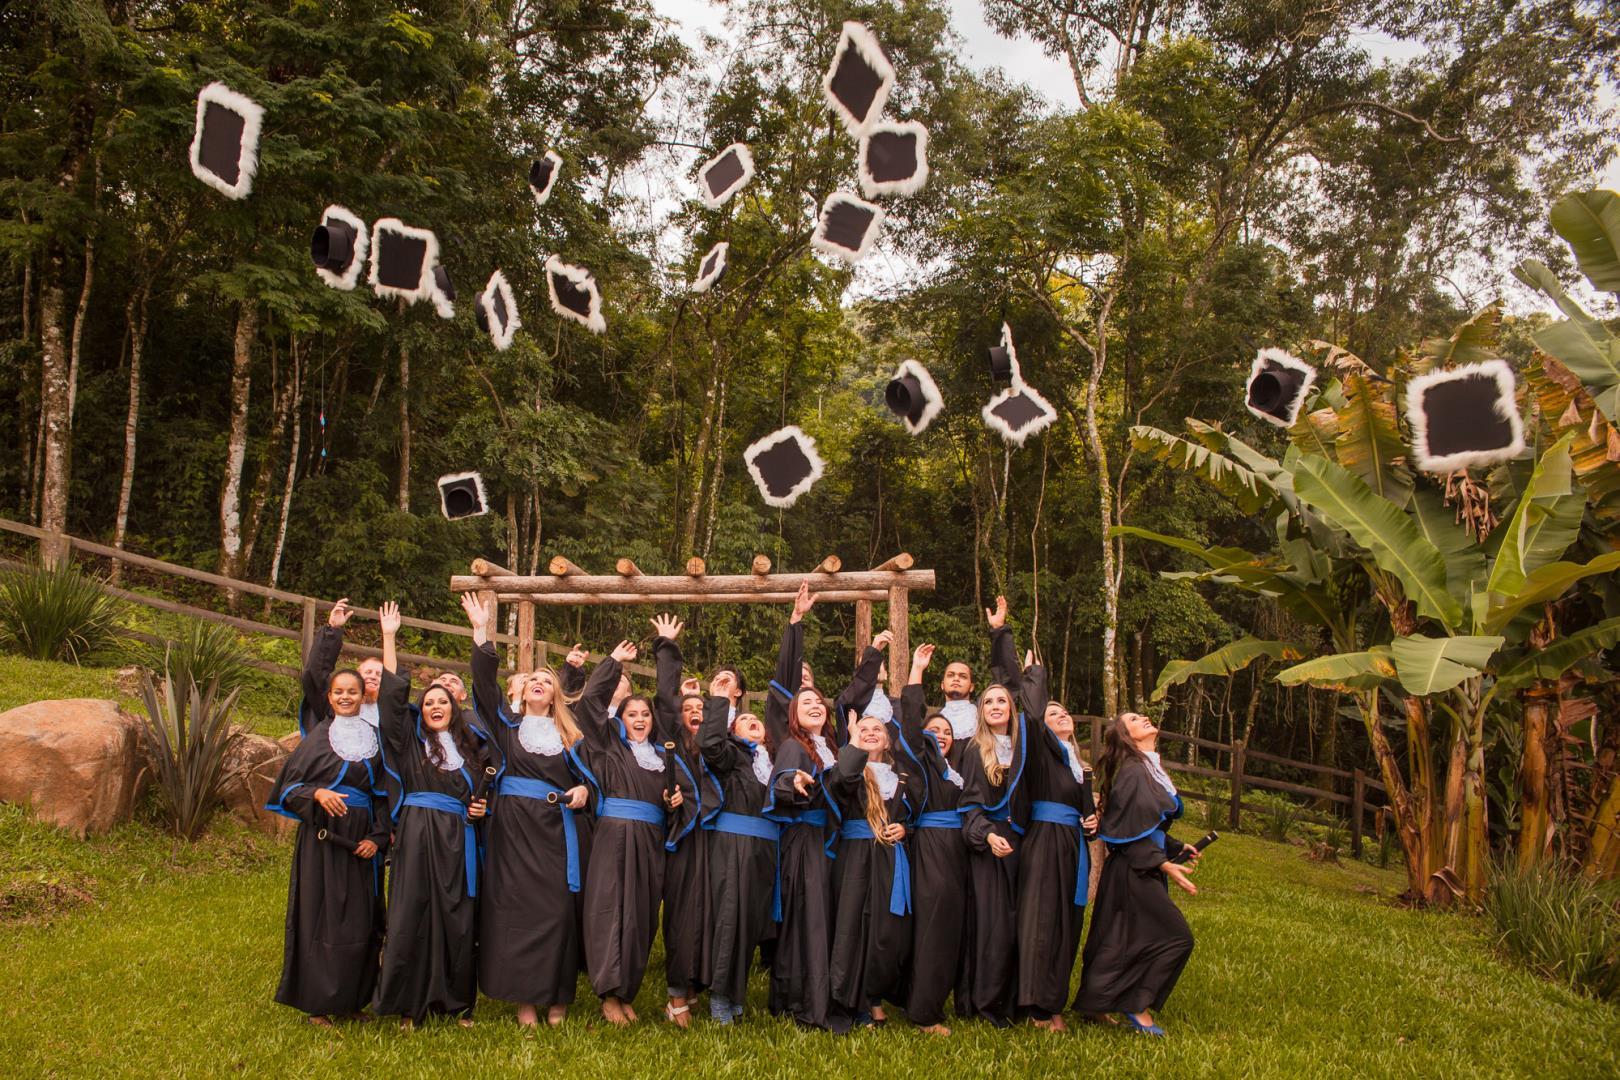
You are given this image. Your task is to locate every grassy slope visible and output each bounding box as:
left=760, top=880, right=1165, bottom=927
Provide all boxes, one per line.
left=1, top=805, right=1615, bottom=1079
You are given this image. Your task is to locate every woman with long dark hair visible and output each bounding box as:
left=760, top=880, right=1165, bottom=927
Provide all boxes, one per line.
left=373, top=601, right=492, bottom=1028
left=1072, top=712, right=1199, bottom=1035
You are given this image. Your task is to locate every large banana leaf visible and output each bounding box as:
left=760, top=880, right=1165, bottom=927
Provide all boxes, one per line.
left=1130, top=425, right=1276, bottom=514
left=1515, top=259, right=1620, bottom=424
left=1276, top=647, right=1396, bottom=691
left=1409, top=487, right=1486, bottom=614
left=1549, top=190, right=1620, bottom=294
left=1291, top=454, right=1462, bottom=625
left=1388, top=633, right=1503, bottom=696
left=1526, top=359, right=1620, bottom=528
left=1487, top=434, right=1584, bottom=599
left=1494, top=617, right=1620, bottom=692
left=1482, top=551, right=1620, bottom=634
left=1333, top=373, right=1413, bottom=506
left=1418, top=303, right=1502, bottom=371
left=1151, top=637, right=1305, bottom=701
left=1290, top=407, right=1339, bottom=459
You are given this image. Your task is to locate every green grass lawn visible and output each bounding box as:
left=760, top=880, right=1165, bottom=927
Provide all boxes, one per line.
left=2, top=805, right=1615, bottom=1079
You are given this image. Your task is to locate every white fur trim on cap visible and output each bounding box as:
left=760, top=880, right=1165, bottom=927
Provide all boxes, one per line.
left=890, top=358, right=943, bottom=435
left=313, top=204, right=369, bottom=291
left=1405, top=358, right=1526, bottom=473
left=810, top=191, right=885, bottom=264
left=692, top=242, right=729, bottom=294
left=189, top=82, right=265, bottom=200
left=743, top=425, right=826, bottom=509
left=530, top=150, right=563, bottom=206
left=478, top=270, right=520, bottom=351
left=698, top=144, right=755, bottom=210
left=1244, top=347, right=1318, bottom=428
left=822, top=22, right=896, bottom=137
left=858, top=121, right=929, bottom=198
left=367, top=218, right=440, bottom=305
left=436, top=471, right=489, bottom=519
left=982, top=383, right=1058, bottom=447
left=545, top=255, right=606, bottom=334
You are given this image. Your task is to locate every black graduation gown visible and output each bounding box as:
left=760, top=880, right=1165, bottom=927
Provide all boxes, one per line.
left=267, top=716, right=390, bottom=1016
left=765, top=736, right=844, bottom=1030
left=654, top=635, right=715, bottom=997
left=295, top=624, right=344, bottom=736
left=896, top=684, right=969, bottom=1027
left=373, top=668, right=490, bottom=1021
left=957, top=711, right=1029, bottom=1024
left=1073, top=758, right=1194, bottom=1015
left=700, top=696, right=777, bottom=1005
left=828, top=743, right=920, bottom=1013
left=578, top=656, right=689, bottom=1002
left=471, top=641, right=593, bottom=1008
left=1010, top=664, right=1096, bottom=1017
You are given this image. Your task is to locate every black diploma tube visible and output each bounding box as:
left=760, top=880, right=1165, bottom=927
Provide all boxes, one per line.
left=663, top=741, right=679, bottom=805
left=473, top=765, right=497, bottom=805
left=316, top=827, right=359, bottom=852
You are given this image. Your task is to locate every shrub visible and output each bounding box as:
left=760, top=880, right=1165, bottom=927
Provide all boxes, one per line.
left=0, top=562, right=123, bottom=663
left=138, top=671, right=244, bottom=841
left=1485, top=861, right=1620, bottom=1002
left=133, top=621, right=255, bottom=699
left=1264, top=801, right=1300, bottom=844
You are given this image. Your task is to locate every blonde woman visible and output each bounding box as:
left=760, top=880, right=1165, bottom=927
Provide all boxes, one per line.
left=463, top=594, right=595, bottom=1028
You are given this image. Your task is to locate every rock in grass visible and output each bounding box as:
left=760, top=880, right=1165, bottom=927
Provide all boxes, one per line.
left=0, top=699, right=146, bottom=836
left=219, top=732, right=292, bottom=836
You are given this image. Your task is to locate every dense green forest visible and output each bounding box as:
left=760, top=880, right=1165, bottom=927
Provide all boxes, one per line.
left=3, top=1, right=1618, bottom=898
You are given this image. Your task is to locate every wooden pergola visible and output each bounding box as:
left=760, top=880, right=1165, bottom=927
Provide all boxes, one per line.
left=450, top=553, right=936, bottom=695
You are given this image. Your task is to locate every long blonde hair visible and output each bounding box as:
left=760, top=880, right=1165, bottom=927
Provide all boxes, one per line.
left=518, top=665, right=583, bottom=748
left=863, top=747, right=895, bottom=844
left=973, top=684, right=1017, bottom=786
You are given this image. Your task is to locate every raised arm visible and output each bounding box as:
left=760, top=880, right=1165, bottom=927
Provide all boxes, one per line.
left=833, top=629, right=891, bottom=746
left=380, top=601, right=401, bottom=675
left=699, top=679, right=742, bottom=773
left=831, top=740, right=869, bottom=796
left=650, top=614, right=686, bottom=745
left=899, top=643, right=936, bottom=761
left=376, top=660, right=415, bottom=767
left=764, top=583, right=812, bottom=748
left=461, top=593, right=509, bottom=732
left=1020, top=655, right=1056, bottom=751
left=297, top=599, right=351, bottom=733
left=986, top=596, right=1019, bottom=690
left=560, top=643, right=588, bottom=697
left=575, top=644, right=635, bottom=748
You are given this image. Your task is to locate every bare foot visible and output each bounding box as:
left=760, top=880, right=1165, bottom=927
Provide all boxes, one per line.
left=515, top=1004, right=539, bottom=1028
left=1031, top=1017, right=1061, bottom=1032
left=457, top=1017, right=475, bottom=1029
left=601, top=997, right=629, bottom=1027
left=666, top=998, right=691, bottom=1029
left=623, top=1003, right=638, bottom=1023
left=399, top=1018, right=414, bottom=1032
left=547, top=1005, right=567, bottom=1027
left=1133, top=1011, right=1155, bottom=1028
left=1048, top=1014, right=1068, bottom=1032
left=306, top=1014, right=335, bottom=1029
left=919, top=1022, right=951, bottom=1036
left=871, top=1006, right=887, bottom=1023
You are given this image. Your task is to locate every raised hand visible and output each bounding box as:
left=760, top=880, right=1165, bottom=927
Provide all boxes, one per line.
left=708, top=671, right=737, bottom=699
left=611, top=640, right=639, bottom=664
left=565, top=643, right=588, bottom=668
left=651, top=614, right=683, bottom=641
left=460, top=593, right=490, bottom=644
left=791, top=581, right=816, bottom=624
left=986, top=595, right=1008, bottom=630
left=680, top=676, right=701, bottom=696
left=912, top=643, right=936, bottom=671
left=378, top=601, right=402, bottom=637
left=872, top=629, right=895, bottom=653
left=328, top=598, right=354, bottom=629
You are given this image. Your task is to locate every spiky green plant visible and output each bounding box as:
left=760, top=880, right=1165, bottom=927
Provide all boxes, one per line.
left=138, top=672, right=243, bottom=842
left=0, top=562, right=123, bottom=663
left=134, top=622, right=255, bottom=700
left=1485, top=860, right=1620, bottom=1002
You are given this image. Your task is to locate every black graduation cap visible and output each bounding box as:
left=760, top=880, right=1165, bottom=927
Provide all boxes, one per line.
left=858, top=121, right=929, bottom=198
left=1245, top=347, right=1317, bottom=428
left=437, top=472, right=489, bottom=520
left=811, top=191, right=885, bottom=264
left=1405, top=358, right=1526, bottom=472
left=368, top=218, right=441, bottom=305
left=698, top=144, right=755, bottom=209
left=189, top=82, right=264, bottom=200
left=822, top=22, right=896, bottom=137
left=529, top=151, right=563, bottom=206
left=546, top=256, right=605, bottom=334
left=311, top=205, right=368, bottom=291
left=474, top=270, right=520, bottom=351
left=692, top=242, right=729, bottom=294
left=885, top=359, right=943, bottom=435
left=983, top=383, right=1057, bottom=447
left=430, top=265, right=455, bottom=320
left=987, top=323, right=1021, bottom=384
left=743, top=426, right=825, bottom=508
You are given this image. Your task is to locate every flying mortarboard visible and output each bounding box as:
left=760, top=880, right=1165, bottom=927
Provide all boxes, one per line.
left=474, top=270, right=520, bottom=351
left=437, top=472, right=489, bottom=521
left=987, top=323, right=1021, bottom=384
left=698, top=144, right=755, bottom=209
left=1405, top=358, right=1526, bottom=472
left=310, top=205, right=369, bottom=291
left=885, top=359, right=944, bottom=435
left=811, top=191, right=885, bottom=264
left=858, top=121, right=929, bottom=198
left=529, top=151, right=563, bottom=206
left=1244, top=348, right=1317, bottom=428
left=743, top=426, right=825, bottom=508
left=822, top=22, right=896, bottom=137
left=692, top=242, right=729, bottom=294
left=430, top=265, right=455, bottom=320
left=982, top=383, right=1058, bottom=447
left=189, top=82, right=265, bottom=200
left=368, top=218, right=441, bottom=305
left=545, top=256, right=605, bottom=334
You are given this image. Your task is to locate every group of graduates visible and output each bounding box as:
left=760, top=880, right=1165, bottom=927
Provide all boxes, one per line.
left=267, top=585, right=1201, bottom=1036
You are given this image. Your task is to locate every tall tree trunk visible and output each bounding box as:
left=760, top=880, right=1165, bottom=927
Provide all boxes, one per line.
left=1358, top=690, right=1428, bottom=899
left=681, top=355, right=723, bottom=556
left=701, top=384, right=728, bottom=558
left=1082, top=332, right=1119, bottom=717
left=397, top=341, right=410, bottom=512
left=66, top=232, right=95, bottom=421
left=111, top=284, right=150, bottom=583
left=240, top=340, right=295, bottom=571
left=218, top=302, right=258, bottom=599
left=37, top=252, right=73, bottom=566
left=265, top=344, right=304, bottom=598
left=1516, top=691, right=1553, bottom=869
left=1404, top=695, right=1440, bottom=878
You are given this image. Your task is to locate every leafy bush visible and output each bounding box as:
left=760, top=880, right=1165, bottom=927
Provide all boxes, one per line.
left=133, top=621, right=255, bottom=699
left=1485, top=861, right=1620, bottom=1002
left=0, top=562, right=123, bottom=663
left=1264, top=801, right=1300, bottom=844
left=137, top=671, right=243, bottom=841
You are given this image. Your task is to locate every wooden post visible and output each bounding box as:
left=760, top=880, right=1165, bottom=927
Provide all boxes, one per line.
left=549, top=555, right=585, bottom=576
left=1351, top=768, right=1366, bottom=857
left=1090, top=714, right=1103, bottom=768
left=1229, top=738, right=1246, bottom=831
left=873, top=552, right=913, bottom=572
left=812, top=555, right=842, bottom=574
left=887, top=586, right=909, bottom=696
left=616, top=558, right=642, bottom=576
left=685, top=556, right=706, bottom=576
left=854, top=598, right=872, bottom=659
left=299, top=596, right=318, bottom=664
left=751, top=554, right=771, bottom=574
left=517, top=601, right=536, bottom=673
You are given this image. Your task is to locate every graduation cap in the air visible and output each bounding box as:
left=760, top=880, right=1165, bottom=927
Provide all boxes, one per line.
left=529, top=151, right=563, bottom=206
left=310, top=205, right=369, bottom=291
left=368, top=218, right=441, bottom=305
left=983, top=383, right=1058, bottom=447
left=437, top=472, right=489, bottom=521
left=430, top=265, right=455, bottom=320
left=987, top=323, right=1021, bottom=384
left=743, top=426, right=825, bottom=508
left=858, top=121, right=929, bottom=198
left=692, top=242, right=729, bottom=294
left=546, top=256, right=605, bottom=334
left=885, top=359, right=943, bottom=435
left=698, top=144, right=755, bottom=209
left=1245, top=348, right=1317, bottom=428
left=822, top=22, right=896, bottom=137
left=811, top=191, right=885, bottom=264
left=474, top=270, right=520, bottom=351
left=1405, top=358, right=1526, bottom=472
left=189, top=82, right=265, bottom=200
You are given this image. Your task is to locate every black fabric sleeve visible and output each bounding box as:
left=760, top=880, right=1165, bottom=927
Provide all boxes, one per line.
left=377, top=667, right=415, bottom=770
left=699, top=696, right=740, bottom=774
left=989, top=626, right=1018, bottom=690
left=832, top=645, right=884, bottom=746
left=652, top=636, right=685, bottom=745
left=764, top=621, right=804, bottom=749
left=470, top=641, right=505, bottom=732
left=561, top=659, right=587, bottom=697
left=831, top=741, right=869, bottom=797
left=574, top=657, right=623, bottom=751
left=298, top=625, right=345, bottom=733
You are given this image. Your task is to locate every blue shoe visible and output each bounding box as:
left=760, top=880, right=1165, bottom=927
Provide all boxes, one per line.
left=1120, top=1013, right=1165, bottom=1037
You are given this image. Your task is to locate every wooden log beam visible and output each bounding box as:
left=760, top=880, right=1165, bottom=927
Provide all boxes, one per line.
left=685, top=556, right=706, bottom=576
left=751, top=553, right=771, bottom=574
left=872, top=552, right=913, bottom=572
left=854, top=599, right=872, bottom=658
left=549, top=555, right=586, bottom=576
left=452, top=569, right=934, bottom=596
left=616, top=558, right=643, bottom=576
left=812, top=555, right=842, bottom=574
left=470, top=558, right=513, bottom=577
left=517, top=601, right=535, bottom=673
left=490, top=589, right=898, bottom=605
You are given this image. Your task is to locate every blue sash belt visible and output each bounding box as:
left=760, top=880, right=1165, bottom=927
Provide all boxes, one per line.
left=983, top=805, right=1026, bottom=837
left=839, top=819, right=912, bottom=916
left=779, top=809, right=828, bottom=828
left=916, top=810, right=962, bottom=829
left=706, top=812, right=782, bottom=921
left=499, top=775, right=581, bottom=893
left=600, top=797, right=666, bottom=828
left=1031, top=799, right=1091, bottom=905
left=332, top=784, right=374, bottom=811
left=401, top=791, right=477, bottom=898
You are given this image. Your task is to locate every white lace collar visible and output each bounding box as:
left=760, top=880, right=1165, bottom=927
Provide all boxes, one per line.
left=942, top=699, right=977, bottom=739
left=358, top=700, right=379, bottom=729
left=328, top=716, right=378, bottom=762
left=750, top=744, right=773, bottom=786
left=1143, top=750, right=1178, bottom=797
left=518, top=713, right=565, bottom=757
left=867, top=760, right=899, bottom=800
left=629, top=736, right=665, bottom=772
left=810, top=733, right=835, bottom=768
left=1059, top=739, right=1085, bottom=784
left=943, top=763, right=964, bottom=789
left=993, top=732, right=1013, bottom=767
left=429, top=730, right=464, bottom=771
